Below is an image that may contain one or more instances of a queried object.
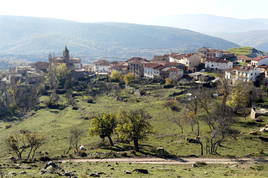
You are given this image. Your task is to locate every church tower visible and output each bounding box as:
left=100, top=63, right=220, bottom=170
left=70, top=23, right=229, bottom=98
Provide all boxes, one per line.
left=63, top=46, right=70, bottom=60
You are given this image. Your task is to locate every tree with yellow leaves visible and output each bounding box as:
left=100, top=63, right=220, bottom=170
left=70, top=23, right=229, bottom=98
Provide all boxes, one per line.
left=123, top=73, right=135, bottom=86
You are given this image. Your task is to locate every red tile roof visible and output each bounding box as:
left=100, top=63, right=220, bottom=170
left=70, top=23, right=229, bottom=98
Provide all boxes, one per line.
left=144, top=63, right=164, bottom=69
left=93, top=59, right=110, bottom=65
left=252, top=56, right=268, bottom=61
left=127, top=57, right=149, bottom=64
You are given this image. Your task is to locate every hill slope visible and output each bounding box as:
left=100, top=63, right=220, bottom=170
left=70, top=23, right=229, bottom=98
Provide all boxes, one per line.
left=0, top=16, right=238, bottom=63
left=228, top=47, right=267, bottom=57
left=217, top=30, right=268, bottom=52
left=149, top=14, right=268, bottom=34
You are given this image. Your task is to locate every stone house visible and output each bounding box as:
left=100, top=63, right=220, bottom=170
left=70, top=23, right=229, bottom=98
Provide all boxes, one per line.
left=127, top=57, right=149, bottom=77
left=161, top=67, right=184, bottom=81
left=176, top=53, right=201, bottom=71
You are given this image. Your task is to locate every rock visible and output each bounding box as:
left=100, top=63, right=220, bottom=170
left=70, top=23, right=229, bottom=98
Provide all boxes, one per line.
left=79, top=152, right=88, bottom=157
left=89, top=173, right=99, bottom=177
left=192, top=162, right=207, bottom=168
left=259, top=136, right=268, bottom=142
left=255, top=118, right=264, bottom=122
left=79, top=145, right=87, bottom=151
left=20, top=171, right=27, bottom=174
left=9, top=157, right=16, bottom=162
left=8, top=172, right=17, bottom=176
left=63, top=172, right=75, bottom=177
left=45, top=161, right=58, bottom=169
left=125, top=171, right=132, bottom=174
left=39, top=169, right=47, bottom=175
left=72, top=106, right=79, bottom=110
left=46, top=165, right=57, bottom=174
left=133, top=169, right=149, bottom=174
left=14, top=164, right=21, bottom=169
left=187, top=138, right=200, bottom=144
left=249, top=131, right=259, bottom=135
left=40, top=156, right=51, bottom=162
left=5, top=125, right=12, bottom=129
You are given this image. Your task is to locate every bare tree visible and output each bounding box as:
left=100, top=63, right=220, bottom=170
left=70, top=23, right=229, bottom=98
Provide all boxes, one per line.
left=66, top=128, right=84, bottom=154
left=6, top=130, right=46, bottom=161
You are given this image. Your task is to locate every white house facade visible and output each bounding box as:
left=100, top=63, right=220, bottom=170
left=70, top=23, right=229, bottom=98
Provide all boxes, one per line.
left=251, top=56, right=268, bottom=66
left=144, top=63, right=163, bottom=78
left=225, top=67, right=261, bottom=83
left=205, top=59, right=233, bottom=70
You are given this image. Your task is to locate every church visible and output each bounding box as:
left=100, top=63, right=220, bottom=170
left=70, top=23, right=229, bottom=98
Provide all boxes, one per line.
left=48, top=46, right=82, bottom=70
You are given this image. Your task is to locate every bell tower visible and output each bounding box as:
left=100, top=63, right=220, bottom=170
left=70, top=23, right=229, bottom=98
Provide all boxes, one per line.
left=63, top=46, right=70, bottom=60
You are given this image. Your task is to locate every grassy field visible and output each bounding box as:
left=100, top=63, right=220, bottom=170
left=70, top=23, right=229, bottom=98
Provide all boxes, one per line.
left=228, top=47, right=266, bottom=57
left=0, top=84, right=267, bottom=160
left=1, top=161, right=268, bottom=177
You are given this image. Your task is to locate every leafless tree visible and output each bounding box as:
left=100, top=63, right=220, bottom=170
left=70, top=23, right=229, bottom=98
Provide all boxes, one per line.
left=66, top=128, right=84, bottom=154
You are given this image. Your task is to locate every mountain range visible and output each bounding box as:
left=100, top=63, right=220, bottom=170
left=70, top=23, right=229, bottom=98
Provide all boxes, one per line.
left=148, top=14, right=268, bottom=52
left=0, top=15, right=238, bottom=64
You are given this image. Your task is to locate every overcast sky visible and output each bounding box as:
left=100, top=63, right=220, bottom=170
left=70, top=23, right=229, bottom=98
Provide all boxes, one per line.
left=0, top=0, right=267, bottom=23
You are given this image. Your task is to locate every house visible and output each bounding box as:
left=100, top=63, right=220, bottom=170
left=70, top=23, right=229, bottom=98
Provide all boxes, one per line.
left=257, top=65, right=268, bottom=78
left=225, top=66, right=261, bottom=83
left=237, top=56, right=252, bottom=64
left=205, top=58, right=233, bottom=70
left=176, top=53, right=202, bottom=71
left=144, top=63, right=164, bottom=78
left=109, top=61, right=129, bottom=74
left=198, top=48, right=236, bottom=61
left=198, top=48, right=223, bottom=59
left=168, top=53, right=184, bottom=63
left=161, top=67, right=184, bottom=81
left=49, top=46, right=82, bottom=70
left=152, top=54, right=170, bottom=62
left=1, top=73, right=23, bottom=85
left=251, top=56, right=268, bottom=66
left=127, top=57, right=149, bottom=77
left=92, top=60, right=111, bottom=74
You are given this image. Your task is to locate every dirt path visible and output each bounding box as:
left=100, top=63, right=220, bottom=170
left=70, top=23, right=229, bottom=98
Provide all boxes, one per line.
left=59, top=157, right=268, bottom=165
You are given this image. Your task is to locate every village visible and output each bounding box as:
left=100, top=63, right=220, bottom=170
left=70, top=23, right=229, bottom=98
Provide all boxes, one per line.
left=2, top=46, right=268, bottom=87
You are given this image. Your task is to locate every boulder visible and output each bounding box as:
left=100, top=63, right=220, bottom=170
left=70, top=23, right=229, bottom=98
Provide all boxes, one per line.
left=249, top=131, right=259, bottom=135
left=259, top=136, right=268, bottom=142
left=79, top=145, right=87, bottom=151
left=40, top=156, right=51, bottom=162
left=20, top=171, right=27, bottom=175
left=192, top=162, right=207, bottom=168
left=45, top=161, right=58, bottom=169
left=187, top=138, right=200, bottom=144
left=63, top=172, right=75, bottom=177
left=125, top=171, right=132, bottom=174
left=89, top=172, right=105, bottom=177
left=133, top=169, right=149, bottom=174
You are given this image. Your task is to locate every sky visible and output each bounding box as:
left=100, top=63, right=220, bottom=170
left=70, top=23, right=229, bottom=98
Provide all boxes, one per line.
left=0, top=0, right=267, bottom=23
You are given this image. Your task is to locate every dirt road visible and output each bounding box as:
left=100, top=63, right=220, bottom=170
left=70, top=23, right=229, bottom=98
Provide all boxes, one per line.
left=59, top=157, right=268, bottom=165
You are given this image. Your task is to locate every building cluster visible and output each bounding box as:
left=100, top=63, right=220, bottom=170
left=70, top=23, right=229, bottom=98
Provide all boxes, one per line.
left=2, top=46, right=268, bottom=86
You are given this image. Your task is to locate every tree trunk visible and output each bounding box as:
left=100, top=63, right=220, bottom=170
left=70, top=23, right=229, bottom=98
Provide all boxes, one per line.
left=199, top=142, right=204, bottom=155
left=31, top=148, right=38, bottom=161
left=107, top=136, right=114, bottom=146
left=133, top=138, right=139, bottom=152
left=27, top=147, right=33, bottom=161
